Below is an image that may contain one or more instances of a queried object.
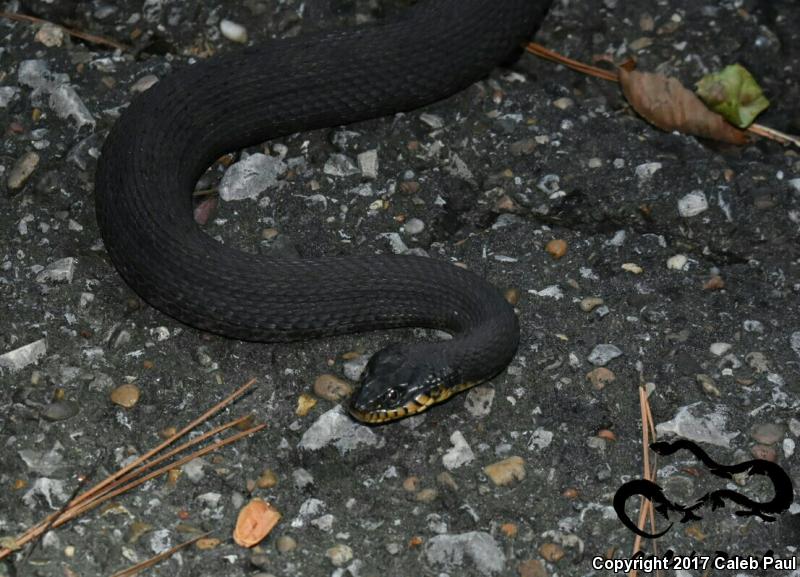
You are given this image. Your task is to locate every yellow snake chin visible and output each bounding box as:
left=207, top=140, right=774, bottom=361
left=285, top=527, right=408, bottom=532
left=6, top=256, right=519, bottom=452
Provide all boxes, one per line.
left=349, top=381, right=480, bottom=424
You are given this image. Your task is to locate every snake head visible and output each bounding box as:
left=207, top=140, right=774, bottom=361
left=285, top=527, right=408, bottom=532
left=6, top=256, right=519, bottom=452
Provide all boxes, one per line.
left=349, top=344, right=450, bottom=424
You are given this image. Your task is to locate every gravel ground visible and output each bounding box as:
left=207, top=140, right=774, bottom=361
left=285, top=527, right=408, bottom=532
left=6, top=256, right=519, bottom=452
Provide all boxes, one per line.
left=1, top=1, right=799, bottom=576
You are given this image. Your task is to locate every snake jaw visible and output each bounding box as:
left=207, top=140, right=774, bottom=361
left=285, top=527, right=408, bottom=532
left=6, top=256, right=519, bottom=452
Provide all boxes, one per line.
left=348, top=381, right=480, bottom=424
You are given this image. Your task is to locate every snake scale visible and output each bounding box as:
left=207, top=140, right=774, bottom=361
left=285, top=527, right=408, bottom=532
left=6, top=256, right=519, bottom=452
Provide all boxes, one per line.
left=95, top=0, right=553, bottom=422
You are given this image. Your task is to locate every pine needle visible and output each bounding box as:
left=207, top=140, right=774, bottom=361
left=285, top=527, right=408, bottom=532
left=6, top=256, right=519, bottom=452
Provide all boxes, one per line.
left=0, top=378, right=260, bottom=561
left=109, top=531, right=211, bottom=577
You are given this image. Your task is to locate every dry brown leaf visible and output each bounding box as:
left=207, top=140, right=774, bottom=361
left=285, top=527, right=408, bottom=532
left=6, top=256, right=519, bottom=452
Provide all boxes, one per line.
left=619, top=68, right=748, bottom=145
left=233, top=498, right=281, bottom=548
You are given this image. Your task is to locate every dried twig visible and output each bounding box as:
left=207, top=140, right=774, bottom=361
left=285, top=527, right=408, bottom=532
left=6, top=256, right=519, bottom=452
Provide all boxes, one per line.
left=0, top=379, right=260, bottom=561
left=0, top=11, right=129, bottom=51
left=109, top=531, right=211, bottom=577
left=526, top=42, right=619, bottom=82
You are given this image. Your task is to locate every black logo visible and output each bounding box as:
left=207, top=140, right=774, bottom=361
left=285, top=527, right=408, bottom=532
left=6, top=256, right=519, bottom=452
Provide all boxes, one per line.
left=614, top=439, right=795, bottom=539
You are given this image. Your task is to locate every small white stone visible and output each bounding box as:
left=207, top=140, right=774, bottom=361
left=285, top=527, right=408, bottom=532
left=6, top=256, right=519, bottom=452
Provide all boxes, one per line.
left=678, top=190, right=708, bottom=217
left=621, top=262, right=643, bottom=274
left=588, top=344, right=623, bottom=366
left=666, top=254, right=688, bottom=270
left=35, top=22, right=65, bottom=47
left=0, top=339, right=47, bottom=372
left=219, top=153, right=286, bottom=201
left=357, top=150, right=379, bottom=179
left=130, top=74, right=159, bottom=93
left=552, top=97, right=573, bottom=110
left=36, top=257, right=76, bottom=283
left=635, top=162, right=662, bottom=181
left=220, top=19, right=248, bottom=43
left=403, top=218, right=425, bottom=235
left=709, top=342, right=732, bottom=356
left=784, top=438, right=795, bottom=459
left=420, top=113, right=444, bottom=129
left=587, top=157, right=603, bottom=168
left=442, top=431, right=475, bottom=470
left=8, top=152, right=40, bottom=190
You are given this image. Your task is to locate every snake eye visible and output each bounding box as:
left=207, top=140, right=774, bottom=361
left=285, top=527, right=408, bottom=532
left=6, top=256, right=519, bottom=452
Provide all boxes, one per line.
left=384, top=388, right=400, bottom=404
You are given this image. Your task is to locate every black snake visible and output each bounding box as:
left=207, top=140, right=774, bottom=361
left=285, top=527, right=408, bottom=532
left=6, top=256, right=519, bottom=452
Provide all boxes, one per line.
left=95, top=0, right=553, bottom=422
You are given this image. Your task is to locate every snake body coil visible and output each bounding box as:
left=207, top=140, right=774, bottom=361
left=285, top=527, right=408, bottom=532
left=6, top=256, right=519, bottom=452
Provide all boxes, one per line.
left=95, top=0, right=552, bottom=422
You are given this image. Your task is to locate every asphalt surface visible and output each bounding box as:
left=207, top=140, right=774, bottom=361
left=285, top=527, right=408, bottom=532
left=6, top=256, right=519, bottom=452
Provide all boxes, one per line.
left=1, top=1, right=799, bottom=576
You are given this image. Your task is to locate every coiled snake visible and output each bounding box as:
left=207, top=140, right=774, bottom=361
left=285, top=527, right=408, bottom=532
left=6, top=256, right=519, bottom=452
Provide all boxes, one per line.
left=95, top=0, right=553, bottom=422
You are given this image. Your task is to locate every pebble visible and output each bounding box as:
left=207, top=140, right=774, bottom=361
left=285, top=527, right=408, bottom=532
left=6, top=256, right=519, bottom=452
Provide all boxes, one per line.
left=790, top=418, right=800, bottom=437
left=342, top=354, right=369, bottom=381
left=552, top=97, right=573, bottom=110
left=621, top=263, right=643, bottom=274
left=110, top=383, right=140, bottom=408
left=504, top=288, right=520, bottom=305
left=415, top=488, right=438, bottom=502
left=751, top=423, right=784, bottom=445
left=751, top=444, right=777, bottom=462
left=509, top=138, right=536, bottom=156
left=36, top=257, right=76, bottom=284
left=298, top=406, right=383, bottom=455
left=196, top=537, right=220, bottom=550
left=425, top=532, right=505, bottom=576
left=219, top=153, right=286, bottom=201
left=464, top=386, right=495, bottom=417
left=580, top=297, right=604, bottom=312
left=420, top=112, right=444, bottom=129
left=220, top=19, right=248, bottom=43
left=656, top=404, right=738, bottom=448
left=587, top=344, right=622, bottom=366
left=34, top=22, right=65, bottom=47
left=257, top=469, right=278, bottom=489
left=437, top=472, right=458, bottom=491
left=586, top=367, right=615, bottom=389
left=666, top=254, right=688, bottom=270
left=357, top=150, right=378, bottom=179
left=403, top=476, right=420, bottom=492
left=678, top=190, right=709, bottom=217
left=710, top=342, right=732, bottom=356
left=324, top=153, right=360, bottom=177
left=276, top=535, right=296, bottom=553
left=704, top=275, right=725, bottom=290
left=8, top=152, right=40, bottom=190
left=295, top=393, right=317, bottom=417
left=0, top=86, right=18, bottom=108
left=696, top=374, right=720, bottom=397
left=233, top=499, right=281, bottom=548
left=403, top=218, right=425, bottom=235
left=790, top=332, right=800, bottom=360
left=41, top=400, right=79, bottom=421
left=635, top=162, right=662, bottom=181
left=587, top=157, right=603, bottom=168
left=326, top=544, right=353, bottom=567
left=293, top=468, right=314, bottom=490
left=545, top=239, right=567, bottom=259
left=313, top=374, right=353, bottom=402
left=130, top=74, right=159, bottom=94
left=484, top=456, right=525, bottom=486
left=0, top=339, right=47, bottom=373
left=518, top=559, right=548, bottom=577
left=783, top=438, right=795, bottom=459
left=442, top=431, right=475, bottom=470
left=539, top=543, right=565, bottom=562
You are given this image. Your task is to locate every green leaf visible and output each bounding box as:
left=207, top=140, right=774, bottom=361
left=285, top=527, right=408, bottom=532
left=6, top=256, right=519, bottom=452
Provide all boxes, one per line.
left=696, top=64, right=769, bottom=128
